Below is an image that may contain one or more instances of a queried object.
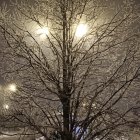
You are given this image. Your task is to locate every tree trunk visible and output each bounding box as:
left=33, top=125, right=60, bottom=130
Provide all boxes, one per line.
left=61, top=97, right=72, bottom=140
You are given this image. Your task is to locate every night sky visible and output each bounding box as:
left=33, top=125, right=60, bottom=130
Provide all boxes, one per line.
left=0, top=0, right=139, bottom=85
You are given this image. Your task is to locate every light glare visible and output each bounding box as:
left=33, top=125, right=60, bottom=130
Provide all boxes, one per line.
left=82, top=103, right=86, bottom=107
left=3, top=104, right=9, bottom=110
left=8, top=83, right=17, bottom=92
left=76, top=24, right=88, bottom=37
left=36, top=27, right=49, bottom=39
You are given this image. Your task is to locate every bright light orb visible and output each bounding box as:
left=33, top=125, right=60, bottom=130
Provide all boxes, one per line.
left=8, top=83, right=17, bottom=92
left=82, top=103, right=86, bottom=107
left=3, top=104, right=9, bottom=110
left=75, top=24, right=88, bottom=37
left=36, top=27, right=49, bottom=39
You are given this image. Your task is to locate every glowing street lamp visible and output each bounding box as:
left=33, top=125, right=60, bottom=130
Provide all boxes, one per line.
left=36, top=27, right=49, bottom=40
left=8, top=83, right=17, bottom=92
left=75, top=24, right=88, bottom=37
left=3, top=104, right=9, bottom=110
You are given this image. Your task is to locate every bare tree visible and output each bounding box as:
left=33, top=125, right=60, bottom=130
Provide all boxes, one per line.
left=0, top=0, right=140, bottom=140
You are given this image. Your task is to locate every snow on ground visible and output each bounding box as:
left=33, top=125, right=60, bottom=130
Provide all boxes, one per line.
left=36, top=136, right=45, bottom=140
left=0, top=135, right=19, bottom=140
left=0, top=132, right=31, bottom=140
left=0, top=131, right=46, bottom=140
left=0, top=132, right=17, bottom=139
